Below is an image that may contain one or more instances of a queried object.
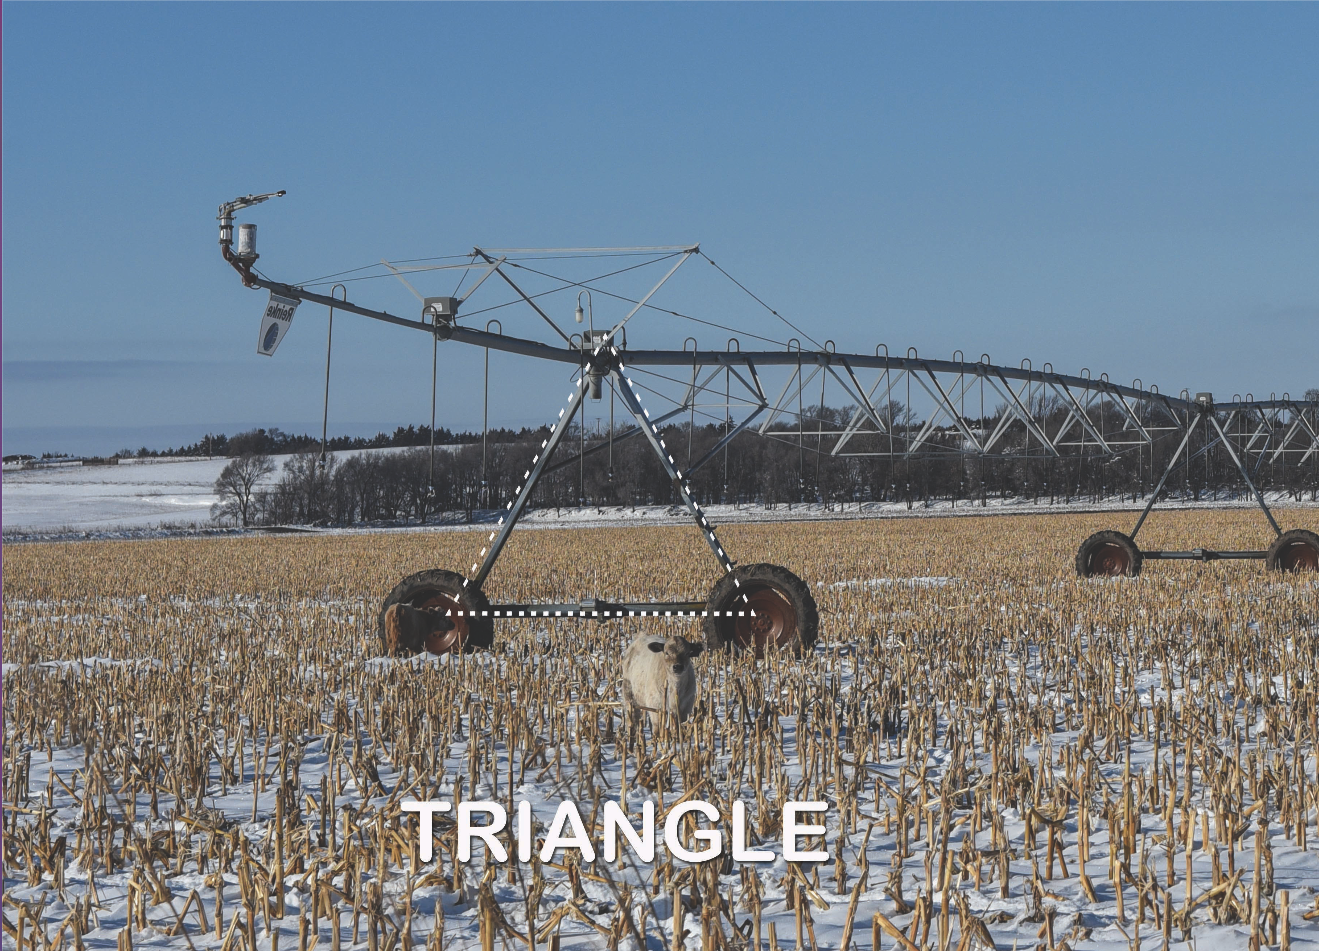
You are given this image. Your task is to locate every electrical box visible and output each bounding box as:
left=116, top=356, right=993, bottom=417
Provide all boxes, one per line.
left=579, top=329, right=612, bottom=352
left=423, top=297, right=460, bottom=321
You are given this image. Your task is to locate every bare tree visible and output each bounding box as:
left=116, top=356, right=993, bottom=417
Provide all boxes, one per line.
left=211, top=453, right=274, bottom=527
left=279, top=452, right=338, bottom=524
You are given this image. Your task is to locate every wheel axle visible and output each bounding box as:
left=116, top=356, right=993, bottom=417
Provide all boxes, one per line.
left=1076, top=529, right=1319, bottom=577
left=379, top=565, right=820, bottom=659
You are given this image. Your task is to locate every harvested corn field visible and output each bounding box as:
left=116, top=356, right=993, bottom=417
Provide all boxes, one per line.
left=5, top=509, right=1319, bottom=951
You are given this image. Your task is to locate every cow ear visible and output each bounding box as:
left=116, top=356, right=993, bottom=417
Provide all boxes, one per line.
left=684, top=638, right=705, bottom=657
left=647, top=641, right=665, bottom=653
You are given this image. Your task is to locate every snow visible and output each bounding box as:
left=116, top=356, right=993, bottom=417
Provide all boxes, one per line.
left=8, top=635, right=1319, bottom=951
left=5, top=452, right=1317, bottom=540
left=6, top=541, right=1319, bottom=949
left=6, top=459, right=1319, bottom=949
left=2, top=455, right=237, bottom=532
left=2, top=449, right=411, bottom=534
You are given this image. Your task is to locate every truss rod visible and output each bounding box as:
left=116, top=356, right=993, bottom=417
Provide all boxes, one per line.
left=542, top=407, right=688, bottom=476
left=1131, top=413, right=1203, bottom=541
left=687, top=405, right=768, bottom=476
left=834, top=368, right=900, bottom=455
left=1205, top=412, right=1283, bottom=537
left=828, top=361, right=889, bottom=436
left=612, top=363, right=736, bottom=574
left=473, top=249, right=574, bottom=345
left=245, top=277, right=1312, bottom=416
left=916, top=367, right=984, bottom=454
left=607, top=247, right=698, bottom=338
left=1050, top=381, right=1116, bottom=452
left=469, top=374, right=588, bottom=588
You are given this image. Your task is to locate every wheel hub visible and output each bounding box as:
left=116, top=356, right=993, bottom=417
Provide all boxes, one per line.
left=1278, top=541, right=1319, bottom=572
left=1090, top=543, right=1133, bottom=576
left=732, top=585, right=798, bottom=656
left=415, top=592, right=468, bottom=654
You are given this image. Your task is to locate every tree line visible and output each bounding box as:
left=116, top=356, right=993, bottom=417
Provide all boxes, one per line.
left=121, top=423, right=536, bottom=460
left=211, top=394, right=1319, bottom=527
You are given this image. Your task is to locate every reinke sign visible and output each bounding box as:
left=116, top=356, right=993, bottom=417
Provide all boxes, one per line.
left=257, top=292, right=300, bottom=356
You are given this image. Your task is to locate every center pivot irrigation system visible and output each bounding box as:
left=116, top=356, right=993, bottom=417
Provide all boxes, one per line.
left=219, top=192, right=1319, bottom=657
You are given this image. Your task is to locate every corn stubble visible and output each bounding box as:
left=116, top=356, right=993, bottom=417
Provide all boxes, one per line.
left=4, top=509, right=1319, bottom=951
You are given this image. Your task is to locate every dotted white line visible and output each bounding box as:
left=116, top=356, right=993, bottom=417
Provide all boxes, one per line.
left=618, top=355, right=736, bottom=576
left=454, top=358, right=745, bottom=602
left=440, top=609, right=756, bottom=618
left=464, top=373, right=584, bottom=587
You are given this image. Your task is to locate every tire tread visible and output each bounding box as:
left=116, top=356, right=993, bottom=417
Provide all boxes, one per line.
left=1076, top=530, right=1143, bottom=578
left=702, top=562, right=819, bottom=655
left=377, top=569, right=493, bottom=655
left=1266, top=529, right=1319, bottom=572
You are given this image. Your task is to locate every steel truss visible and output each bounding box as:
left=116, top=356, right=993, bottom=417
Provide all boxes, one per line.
left=219, top=216, right=1319, bottom=605
left=249, top=273, right=1319, bottom=467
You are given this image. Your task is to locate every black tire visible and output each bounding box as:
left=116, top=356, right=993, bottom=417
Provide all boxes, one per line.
left=1266, top=529, right=1319, bottom=572
left=1076, top=530, right=1143, bottom=578
left=702, top=563, right=819, bottom=657
left=378, top=569, right=494, bottom=656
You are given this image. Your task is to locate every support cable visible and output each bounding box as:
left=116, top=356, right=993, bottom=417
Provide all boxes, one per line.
left=502, top=258, right=791, bottom=346
left=700, top=251, right=822, bottom=349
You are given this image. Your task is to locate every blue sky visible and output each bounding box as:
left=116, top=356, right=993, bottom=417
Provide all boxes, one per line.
left=3, top=2, right=1317, bottom=457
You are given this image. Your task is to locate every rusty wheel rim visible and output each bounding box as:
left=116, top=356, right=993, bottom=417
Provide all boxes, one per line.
left=731, top=584, right=798, bottom=656
left=1278, top=542, right=1319, bottom=572
left=1090, top=542, right=1133, bottom=577
left=415, top=591, right=468, bottom=654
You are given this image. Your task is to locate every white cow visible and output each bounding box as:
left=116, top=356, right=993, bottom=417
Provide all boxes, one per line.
left=621, top=634, right=704, bottom=727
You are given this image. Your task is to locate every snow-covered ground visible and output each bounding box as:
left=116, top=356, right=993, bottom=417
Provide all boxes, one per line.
left=5, top=452, right=1316, bottom=540
left=6, top=602, right=1319, bottom=951
left=6, top=518, right=1319, bottom=950
left=2, top=455, right=237, bottom=532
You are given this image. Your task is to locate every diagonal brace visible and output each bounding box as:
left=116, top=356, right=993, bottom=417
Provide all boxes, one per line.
left=543, top=406, right=688, bottom=475
left=611, top=364, right=736, bottom=573
left=1131, top=412, right=1202, bottom=541
left=1206, top=412, right=1282, bottom=537
left=474, top=248, right=573, bottom=345
left=687, top=405, right=767, bottom=476
left=469, top=375, right=589, bottom=587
